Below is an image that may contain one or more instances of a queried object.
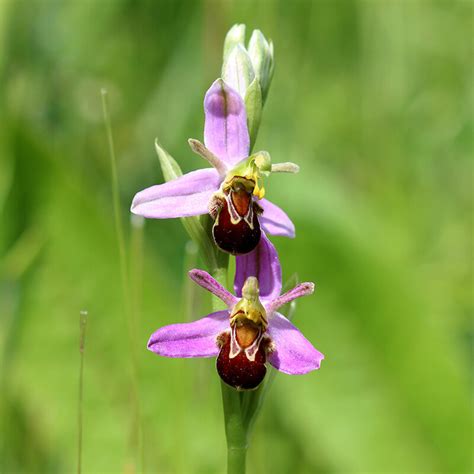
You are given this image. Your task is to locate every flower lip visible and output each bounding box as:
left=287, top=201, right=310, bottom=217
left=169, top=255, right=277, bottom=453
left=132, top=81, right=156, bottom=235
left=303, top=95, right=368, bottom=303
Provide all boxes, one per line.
left=216, top=331, right=268, bottom=390
left=212, top=194, right=261, bottom=255
left=230, top=186, right=253, bottom=218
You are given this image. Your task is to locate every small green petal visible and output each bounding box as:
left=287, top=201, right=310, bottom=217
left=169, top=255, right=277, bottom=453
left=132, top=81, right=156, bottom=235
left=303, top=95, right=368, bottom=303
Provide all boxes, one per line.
left=248, top=29, right=274, bottom=102
left=244, top=77, right=263, bottom=151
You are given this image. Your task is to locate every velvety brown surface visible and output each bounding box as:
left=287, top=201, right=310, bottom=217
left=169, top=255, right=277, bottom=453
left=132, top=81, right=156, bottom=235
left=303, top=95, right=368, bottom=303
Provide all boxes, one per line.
left=212, top=200, right=261, bottom=255
left=216, top=333, right=267, bottom=390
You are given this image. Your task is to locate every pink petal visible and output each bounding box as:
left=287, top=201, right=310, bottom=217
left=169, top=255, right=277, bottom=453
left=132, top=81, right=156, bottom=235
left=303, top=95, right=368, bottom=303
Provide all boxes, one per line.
left=265, top=282, right=315, bottom=314
left=234, top=233, right=282, bottom=301
left=131, top=168, right=220, bottom=218
left=267, top=312, right=324, bottom=374
left=147, top=310, right=229, bottom=358
left=188, top=269, right=238, bottom=307
left=259, top=199, right=295, bottom=238
left=204, top=79, right=250, bottom=167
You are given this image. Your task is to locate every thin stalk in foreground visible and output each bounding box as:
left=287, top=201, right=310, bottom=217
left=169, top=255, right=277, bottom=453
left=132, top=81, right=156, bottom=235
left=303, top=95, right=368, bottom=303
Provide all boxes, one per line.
left=77, top=310, right=88, bottom=474
left=130, top=214, right=145, bottom=470
left=101, top=89, right=130, bottom=312
left=101, top=89, right=141, bottom=472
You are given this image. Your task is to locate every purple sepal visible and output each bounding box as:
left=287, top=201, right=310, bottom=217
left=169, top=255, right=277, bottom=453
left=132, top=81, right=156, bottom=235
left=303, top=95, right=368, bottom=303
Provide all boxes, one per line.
left=204, top=79, right=250, bottom=166
left=259, top=199, right=295, bottom=238
left=188, top=269, right=238, bottom=307
left=147, top=310, right=229, bottom=358
left=234, top=233, right=282, bottom=301
left=131, top=168, right=220, bottom=218
left=267, top=312, right=324, bottom=374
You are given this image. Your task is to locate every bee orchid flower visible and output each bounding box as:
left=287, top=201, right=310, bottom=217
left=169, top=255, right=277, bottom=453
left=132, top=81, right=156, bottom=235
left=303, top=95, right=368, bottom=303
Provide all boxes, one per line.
left=131, top=79, right=297, bottom=255
left=147, top=234, right=324, bottom=390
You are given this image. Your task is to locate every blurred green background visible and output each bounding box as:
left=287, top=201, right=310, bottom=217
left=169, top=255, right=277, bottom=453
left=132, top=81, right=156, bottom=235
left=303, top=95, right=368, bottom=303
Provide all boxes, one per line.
left=0, top=0, right=472, bottom=473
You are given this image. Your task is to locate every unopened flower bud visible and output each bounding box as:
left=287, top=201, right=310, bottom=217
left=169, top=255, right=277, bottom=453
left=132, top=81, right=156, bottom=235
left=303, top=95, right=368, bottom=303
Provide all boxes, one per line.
left=222, top=44, right=255, bottom=99
left=223, top=24, right=246, bottom=61
left=248, top=30, right=274, bottom=102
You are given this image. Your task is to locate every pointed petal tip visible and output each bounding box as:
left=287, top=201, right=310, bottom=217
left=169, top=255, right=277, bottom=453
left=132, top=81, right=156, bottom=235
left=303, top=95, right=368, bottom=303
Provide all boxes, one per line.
left=188, top=268, right=207, bottom=283
left=147, top=330, right=165, bottom=355
left=189, top=269, right=238, bottom=307
left=270, top=348, right=325, bottom=375
left=147, top=334, right=156, bottom=351
left=130, top=193, right=143, bottom=215
left=265, top=281, right=316, bottom=314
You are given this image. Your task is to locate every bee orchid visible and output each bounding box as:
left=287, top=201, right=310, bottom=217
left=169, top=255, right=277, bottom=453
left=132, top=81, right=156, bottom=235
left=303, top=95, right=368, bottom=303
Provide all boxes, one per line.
left=131, top=79, right=297, bottom=255
left=147, top=235, right=324, bottom=390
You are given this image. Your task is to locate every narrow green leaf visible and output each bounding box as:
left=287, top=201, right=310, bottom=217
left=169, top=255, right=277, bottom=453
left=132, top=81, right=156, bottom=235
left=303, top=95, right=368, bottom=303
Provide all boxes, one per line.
left=154, top=140, right=218, bottom=269
left=154, top=139, right=183, bottom=180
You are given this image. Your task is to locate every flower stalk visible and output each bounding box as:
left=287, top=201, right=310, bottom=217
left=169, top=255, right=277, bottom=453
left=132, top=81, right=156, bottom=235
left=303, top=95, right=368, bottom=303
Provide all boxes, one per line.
left=132, top=24, right=325, bottom=474
left=221, top=382, right=248, bottom=474
left=77, top=310, right=88, bottom=474
left=102, top=89, right=142, bottom=472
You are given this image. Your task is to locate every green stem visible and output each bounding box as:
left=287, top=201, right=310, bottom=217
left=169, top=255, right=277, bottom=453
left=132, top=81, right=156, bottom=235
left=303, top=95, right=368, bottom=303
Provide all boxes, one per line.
left=101, top=89, right=141, bottom=472
left=221, top=383, right=248, bottom=474
left=227, top=446, right=247, bottom=474
left=77, top=310, right=88, bottom=474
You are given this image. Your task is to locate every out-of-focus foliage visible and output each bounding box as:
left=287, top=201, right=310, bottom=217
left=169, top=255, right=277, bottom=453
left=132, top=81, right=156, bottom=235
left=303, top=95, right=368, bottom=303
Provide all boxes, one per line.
left=0, top=0, right=471, bottom=473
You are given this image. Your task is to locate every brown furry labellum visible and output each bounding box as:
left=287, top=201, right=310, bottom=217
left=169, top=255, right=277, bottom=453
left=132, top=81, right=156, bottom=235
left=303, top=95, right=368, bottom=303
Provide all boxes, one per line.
left=211, top=186, right=262, bottom=256
left=216, top=321, right=270, bottom=390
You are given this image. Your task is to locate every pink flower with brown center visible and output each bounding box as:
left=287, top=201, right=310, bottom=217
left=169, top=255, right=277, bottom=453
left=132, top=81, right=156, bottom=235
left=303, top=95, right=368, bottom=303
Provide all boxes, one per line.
left=147, top=235, right=324, bottom=390
left=131, top=79, right=295, bottom=255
